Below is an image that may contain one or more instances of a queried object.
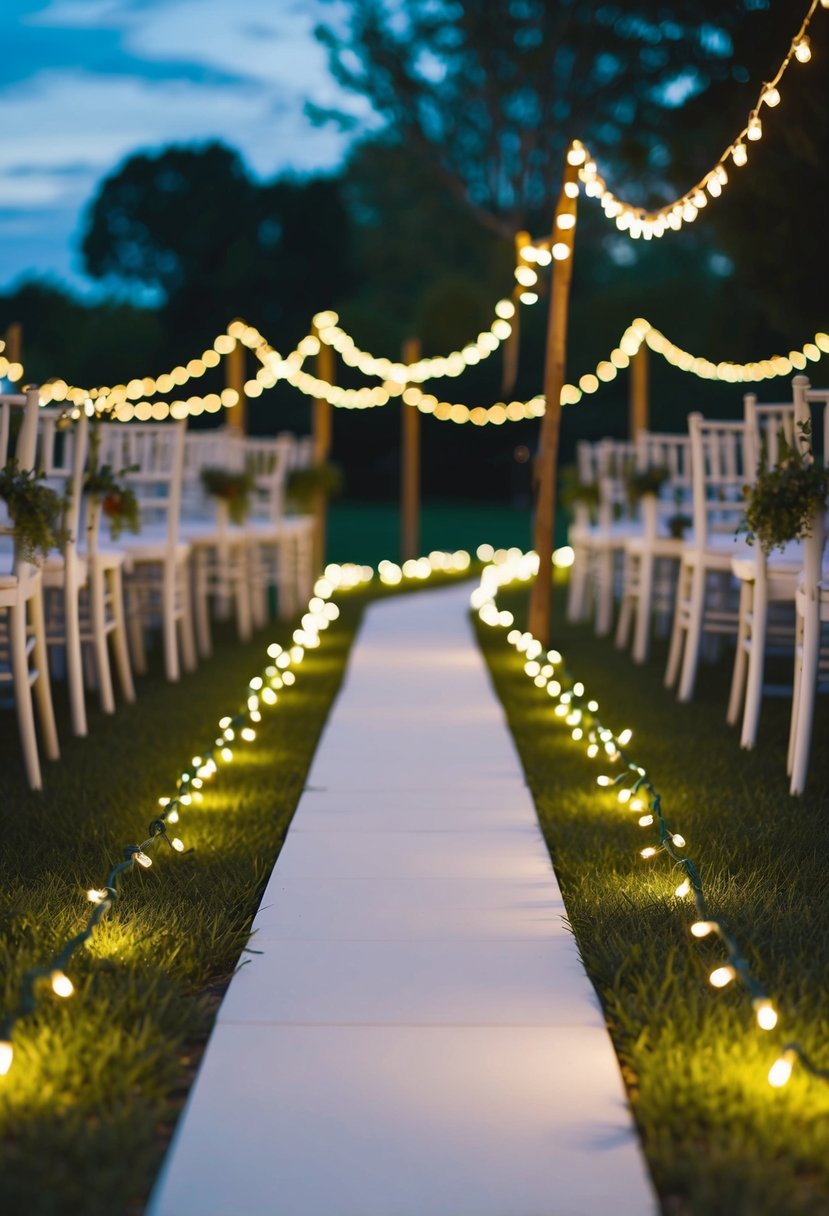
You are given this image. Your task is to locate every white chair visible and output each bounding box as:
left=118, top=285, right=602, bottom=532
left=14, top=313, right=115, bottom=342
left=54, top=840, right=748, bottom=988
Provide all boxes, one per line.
left=277, top=433, right=317, bottom=613
left=665, top=414, right=751, bottom=702
left=243, top=434, right=295, bottom=624
left=566, top=440, right=602, bottom=625
left=0, top=387, right=60, bottom=787
left=727, top=392, right=801, bottom=747
left=615, top=431, right=693, bottom=664
left=787, top=379, right=829, bottom=795
left=180, top=428, right=253, bottom=658
left=97, top=420, right=196, bottom=683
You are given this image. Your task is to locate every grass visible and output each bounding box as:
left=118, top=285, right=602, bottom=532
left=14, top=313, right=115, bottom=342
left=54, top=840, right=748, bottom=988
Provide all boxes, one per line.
left=327, top=499, right=536, bottom=565
left=476, top=583, right=829, bottom=1215
left=0, top=599, right=366, bottom=1216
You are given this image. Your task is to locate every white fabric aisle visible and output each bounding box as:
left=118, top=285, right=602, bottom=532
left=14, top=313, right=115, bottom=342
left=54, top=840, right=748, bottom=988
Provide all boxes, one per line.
left=148, top=583, right=657, bottom=1216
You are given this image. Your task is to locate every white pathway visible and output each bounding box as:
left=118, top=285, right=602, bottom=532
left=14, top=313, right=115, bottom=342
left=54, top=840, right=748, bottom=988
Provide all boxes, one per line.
left=149, top=584, right=657, bottom=1216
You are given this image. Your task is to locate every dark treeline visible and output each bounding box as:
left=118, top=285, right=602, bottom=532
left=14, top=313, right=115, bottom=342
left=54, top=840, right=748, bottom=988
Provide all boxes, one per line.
left=2, top=0, right=826, bottom=502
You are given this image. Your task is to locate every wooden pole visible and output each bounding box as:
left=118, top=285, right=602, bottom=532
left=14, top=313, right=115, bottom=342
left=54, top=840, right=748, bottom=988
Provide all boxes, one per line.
left=224, top=325, right=247, bottom=433
left=630, top=343, right=649, bottom=438
left=527, top=146, right=581, bottom=646
left=313, top=328, right=334, bottom=571
left=400, top=337, right=421, bottom=562
left=502, top=232, right=529, bottom=395
left=4, top=322, right=22, bottom=382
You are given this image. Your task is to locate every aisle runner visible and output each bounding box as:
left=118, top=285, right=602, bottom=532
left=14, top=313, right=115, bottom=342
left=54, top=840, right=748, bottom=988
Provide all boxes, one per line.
left=149, top=584, right=656, bottom=1216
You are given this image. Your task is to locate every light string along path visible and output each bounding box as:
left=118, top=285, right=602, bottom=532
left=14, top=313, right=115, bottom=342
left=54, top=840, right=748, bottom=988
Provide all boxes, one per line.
left=471, top=547, right=829, bottom=1092
left=0, top=552, right=472, bottom=1080
left=577, top=0, right=829, bottom=240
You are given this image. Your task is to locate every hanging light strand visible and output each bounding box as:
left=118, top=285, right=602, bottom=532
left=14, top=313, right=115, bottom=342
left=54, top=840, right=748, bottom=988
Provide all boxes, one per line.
left=471, top=547, right=829, bottom=1090
left=578, top=0, right=826, bottom=240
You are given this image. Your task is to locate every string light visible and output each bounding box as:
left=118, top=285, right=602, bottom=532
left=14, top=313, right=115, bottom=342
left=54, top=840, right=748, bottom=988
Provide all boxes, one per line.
left=472, top=547, right=829, bottom=1091
left=0, top=551, right=476, bottom=1078
left=577, top=0, right=826, bottom=239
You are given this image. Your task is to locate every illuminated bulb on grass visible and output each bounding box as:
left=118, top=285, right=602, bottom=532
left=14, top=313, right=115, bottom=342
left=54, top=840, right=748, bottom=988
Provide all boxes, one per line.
left=709, top=965, right=736, bottom=988
left=672, top=834, right=686, bottom=848
left=134, top=851, right=153, bottom=869
left=768, top=1049, right=795, bottom=1088
left=754, top=999, right=778, bottom=1031
left=50, top=971, right=74, bottom=998
left=221, top=747, right=233, bottom=763
left=0, top=1040, right=12, bottom=1076
left=587, top=743, right=599, bottom=759
left=572, top=727, right=583, bottom=741
left=618, top=788, right=631, bottom=804
left=241, top=727, right=256, bottom=742
left=86, top=888, right=107, bottom=904
left=167, top=808, right=180, bottom=824
left=639, top=814, right=654, bottom=827
left=690, top=920, right=717, bottom=938
left=640, top=846, right=658, bottom=859
left=675, top=878, right=692, bottom=899
left=170, top=837, right=185, bottom=853
left=597, top=775, right=612, bottom=787
left=617, top=729, right=633, bottom=746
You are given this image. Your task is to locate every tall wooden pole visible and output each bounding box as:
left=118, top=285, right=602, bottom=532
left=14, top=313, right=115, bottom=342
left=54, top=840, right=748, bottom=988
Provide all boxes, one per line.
left=630, top=343, right=649, bottom=438
left=313, top=327, right=334, bottom=571
left=502, top=232, right=529, bottom=395
left=528, top=145, right=582, bottom=646
left=400, top=336, right=421, bottom=562
left=224, top=324, right=247, bottom=433
left=4, top=322, right=22, bottom=383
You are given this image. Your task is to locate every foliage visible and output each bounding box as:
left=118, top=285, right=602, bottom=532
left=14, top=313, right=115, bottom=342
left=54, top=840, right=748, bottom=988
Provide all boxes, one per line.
left=286, top=461, right=344, bottom=511
left=666, top=511, right=693, bottom=539
left=0, top=460, right=69, bottom=563
left=84, top=462, right=141, bottom=541
left=627, top=465, right=670, bottom=502
left=200, top=467, right=256, bottom=525
left=559, top=465, right=599, bottom=513
left=741, top=427, right=829, bottom=554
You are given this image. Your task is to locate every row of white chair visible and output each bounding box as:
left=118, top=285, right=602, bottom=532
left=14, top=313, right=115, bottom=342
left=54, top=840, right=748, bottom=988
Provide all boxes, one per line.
left=0, top=389, right=314, bottom=788
left=567, top=375, right=829, bottom=795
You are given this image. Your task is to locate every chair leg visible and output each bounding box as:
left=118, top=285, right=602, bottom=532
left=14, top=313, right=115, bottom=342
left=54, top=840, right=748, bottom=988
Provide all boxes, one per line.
left=178, top=562, right=198, bottom=674
left=89, top=566, right=115, bottom=715
left=632, top=551, right=655, bottom=665
left=10, top=601, right=42, bottom=789
left=614, top=553, right=634, bottom=651
left=126, top=581, right=147, bottom=676
left=739, top=581, right=768, bottom=748
left=726, top=580, right=752, bottom=728
left=193, top=549, right=212, bottom=659
left=665, top=561, right=689, bottom=689
left=63, top=578, right=88, bottom=737
left=235, top=547, right=253, bottom=642
left=109, top=567, right=136, bottom=703
left=567, top=549, right=589, bottom=623
left=677, top=565, right=706, bottom=703
left=595, top=549, right=614, bottom=637
left=29, top=586, right=60, bottom=762
left=790, top=607, right=819, bottom=795
left=161, top=561, right=180, bottom=683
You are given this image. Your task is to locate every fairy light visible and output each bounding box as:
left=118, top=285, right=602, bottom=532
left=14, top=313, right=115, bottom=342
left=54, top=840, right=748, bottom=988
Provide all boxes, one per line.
left=50, top=971, right=74, bottom=999
left=578, top=0, right=825, bottom=240
left=472, top=548, right=829, bottom=1092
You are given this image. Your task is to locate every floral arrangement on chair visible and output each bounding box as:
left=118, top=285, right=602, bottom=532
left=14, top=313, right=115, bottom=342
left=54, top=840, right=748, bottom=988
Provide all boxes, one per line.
left=200, top=467, right=255, bottom=524
left=84, top=463, right=141, bottom=540
left=741, top=422, right=829, bottom=554
left=626, top=465, right=670, bottom=503
left=0, top=460, right=70, bottom=562
left=559, top=465, right=600, bottom=512
left=285, top=461, right=343, bottom=512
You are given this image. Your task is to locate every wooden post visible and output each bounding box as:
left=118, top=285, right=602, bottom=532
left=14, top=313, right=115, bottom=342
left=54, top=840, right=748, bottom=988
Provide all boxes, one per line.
left=4, top=322, right=22, bottom=383
left=224, top=325, right=246, bottom=433
left=312, top=329, right=334, bottom=571
left=400, top=337, right=421, bottom=562
left=630, top=343, right=649, bottom=438
left=528, top=145, right=581, bottom=646
left=502, top=232, right=529, bottom=395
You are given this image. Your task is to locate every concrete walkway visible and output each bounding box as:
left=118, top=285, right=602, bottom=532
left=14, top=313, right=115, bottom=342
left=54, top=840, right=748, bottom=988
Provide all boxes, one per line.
left=148, top=583, right=656, bottom=1216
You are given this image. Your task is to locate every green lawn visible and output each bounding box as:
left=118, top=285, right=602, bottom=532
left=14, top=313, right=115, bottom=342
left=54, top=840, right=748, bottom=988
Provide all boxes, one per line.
left=327, top=499, right=536, bottom=564
left=0, top=601, right=365, bottom=1216
left=477, top=585, right=829, bottom=1216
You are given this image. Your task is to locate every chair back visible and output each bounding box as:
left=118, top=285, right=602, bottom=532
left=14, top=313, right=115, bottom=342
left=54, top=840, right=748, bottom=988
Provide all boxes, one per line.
left=244, top=436, right=293, bottom=526
left=595, top=438, right=636, bottom=529
left=182, top=428, right=245, bottom=521
left=687, top=413, right=750, bottom=547
left=36, top=407, right=89, bottom=585
left=0, top=387, right=45, bottom=574
left=97, top=420, right=186, bottom=549
left=743, top=393, right=796, bottom=475
left=792, top=374, right=829, bottom=465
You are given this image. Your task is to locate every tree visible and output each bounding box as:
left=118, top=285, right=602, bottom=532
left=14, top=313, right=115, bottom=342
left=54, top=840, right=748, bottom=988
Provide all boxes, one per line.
left=81, top=142, right=358, bottom=359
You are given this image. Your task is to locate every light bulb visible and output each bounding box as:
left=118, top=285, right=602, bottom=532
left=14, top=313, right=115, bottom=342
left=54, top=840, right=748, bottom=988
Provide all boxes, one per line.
left=167, top=808, right=180, bottom=824
left=640, top=846, right=657, bottom=859
left=241, top=727, right=256, bottom=742
left=761, top=84, right=781, bottom=107
left=51, top=971, right=74, bottom=998
left=638, top=814, right=654, bottom=827
left=768, top=1049, right=795, bottom=1087
left=134, top=851, right=153, bottom=869
left=690, top=920, right=716, bottom=938
left=0, top=1040, right=13, bottom=1075
left=794, top=37, right=811, bottom=63
left=597, top=775, right=612, bottom=787
left=171, top=837, right=185, bottom=852
left=672, top=834, right=686, bottom=848
left=675, top=878, right=691, bottom=899
left=747, top=114, right=763, bottom=141
left=617, top=729, right=632, bottom=746
left=551, top=242, right=571, bottom=261
left=732, top=142, right=748, bottom=167
left=754, top=999, right=778, bottom=1031
left=709, top=965, right=736, bottom=988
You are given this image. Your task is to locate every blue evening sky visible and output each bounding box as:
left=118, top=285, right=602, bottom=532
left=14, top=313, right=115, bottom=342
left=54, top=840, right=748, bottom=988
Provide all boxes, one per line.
left=0, top=0, right=373, bottom=295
